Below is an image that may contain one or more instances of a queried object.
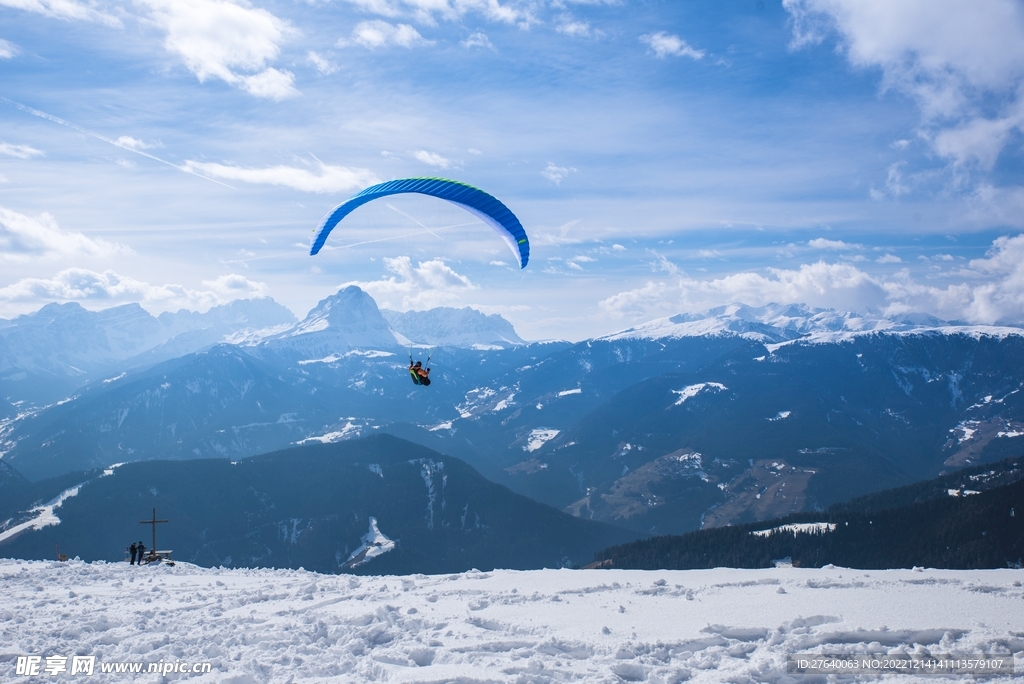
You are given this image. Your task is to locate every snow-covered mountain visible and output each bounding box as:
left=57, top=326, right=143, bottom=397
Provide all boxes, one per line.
left=251, top=286, right=404, bottom=357
left=5, top=293, right=1024, bottom=539
left=599, top=302, right=1019, bottom=343
left=0, top=298, right=296, bottom=405
left=382, top=306, right=525, bottom=348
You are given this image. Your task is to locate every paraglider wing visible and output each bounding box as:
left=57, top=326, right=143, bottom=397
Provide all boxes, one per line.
left=309, top=177, right=530, bottom=268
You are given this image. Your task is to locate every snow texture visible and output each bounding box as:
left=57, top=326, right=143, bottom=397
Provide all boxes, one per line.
left=671, top=383, right=727, bottom=405
left=342, top=517, right=396, bottom=569
left=2, top=560, right=1022, bottom=682
left=751, top=523, right=837, bottom=537
left=0, top=484, right=84, bottom=543
left=524, top=429, right=560, bottom=452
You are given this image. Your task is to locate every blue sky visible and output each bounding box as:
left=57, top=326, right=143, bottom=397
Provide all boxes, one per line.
left=1, top=0, right=1023, bottom=340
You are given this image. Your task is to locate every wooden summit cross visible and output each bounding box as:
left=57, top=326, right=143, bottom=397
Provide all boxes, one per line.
left=139, top=508, right=170, bottom=563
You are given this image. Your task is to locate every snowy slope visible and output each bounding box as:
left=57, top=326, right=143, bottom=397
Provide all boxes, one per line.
left=599, top=302, right=1024, bottom=343
left=2, top=559, right=1021, bottom=683
left=382, top=307, right=525, bottom=348
left=254, top=286, right=403, bottom=356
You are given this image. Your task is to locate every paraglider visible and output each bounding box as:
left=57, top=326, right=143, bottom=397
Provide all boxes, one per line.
left=408, top=360, right=430, bottom=386
left=310, top=177, right=529, bottom=387
left=309, top=177, right=530, bottom=268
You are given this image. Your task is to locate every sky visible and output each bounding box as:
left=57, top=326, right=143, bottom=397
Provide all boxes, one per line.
left=1, top=0, right=1023, bottom=340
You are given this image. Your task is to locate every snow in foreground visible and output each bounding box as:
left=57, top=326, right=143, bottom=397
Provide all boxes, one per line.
left=2, top=559, right=1022, bottom=683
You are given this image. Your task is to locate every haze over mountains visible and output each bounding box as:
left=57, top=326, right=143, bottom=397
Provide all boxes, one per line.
left=2, top=288, right=1024, bottom=572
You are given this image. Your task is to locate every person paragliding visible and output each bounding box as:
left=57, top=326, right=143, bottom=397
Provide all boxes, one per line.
left=408, top=360, right=431, bottom=386
left=310, top=178, right=529, bottom=385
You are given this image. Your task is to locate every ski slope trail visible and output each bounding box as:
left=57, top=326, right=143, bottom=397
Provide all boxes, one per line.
left=2, top=559, right=1021, bottom=682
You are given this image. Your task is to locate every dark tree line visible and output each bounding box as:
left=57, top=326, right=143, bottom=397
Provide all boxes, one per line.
left=596, top=459, right=1024, bottom=570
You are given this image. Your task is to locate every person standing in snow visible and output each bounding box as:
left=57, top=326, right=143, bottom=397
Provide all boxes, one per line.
left=129, top=542, right=138, bottom=565
left=136, top=541, right=146, bottom=565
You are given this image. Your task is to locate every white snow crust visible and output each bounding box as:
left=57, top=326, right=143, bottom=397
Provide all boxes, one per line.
left=671, top=383, right=727, bottom=405
left=751, top=523, right=837, bottom=537
left=524, top=429, right=560, bottom=452
left=2, top=560, right=1022, bottom=682
left=342, top=517, right=396, bottom=569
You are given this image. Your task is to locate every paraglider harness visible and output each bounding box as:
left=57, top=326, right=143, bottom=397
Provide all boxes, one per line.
left=409, top=354, right=432, bottom=386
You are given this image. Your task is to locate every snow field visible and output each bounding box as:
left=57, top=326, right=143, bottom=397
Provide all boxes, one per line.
left=2, top=559, right=1022, bottom=683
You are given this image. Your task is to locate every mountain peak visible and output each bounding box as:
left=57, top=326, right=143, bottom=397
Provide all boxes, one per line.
left=381, top=306, right=525, bottom=348
left=261, top=286, right=400, bottom=353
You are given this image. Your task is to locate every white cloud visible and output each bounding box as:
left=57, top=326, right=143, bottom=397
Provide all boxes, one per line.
left=461, top=31, right=493, bottom=49
left=307, top=51, right=338, bottom=75
left=0, top=268, right=266, bottom=314
left=640, top=31, right=705, bottom=60
left=345, top=20, right=433, bottom=49
left=238, top=68, right=297, bottom=99
left=783, top=0, right=1024, bottom=170
left=0, top=206, right=131, bottom=263
left=964, top=184, right=1024, bottom=228
left=341, top=0, right=531, bottom=26
left=541, top=162, right=576, bottom=185
left=0, top=38, right=20, bottom=58
left=413, top=150, right=453, bottom=169
left=180, top=160, right=378, bottom=193
left=0, top=0, right=120, bottom=25
left=808, top=238, right=858, bottom=250
left=114, top=136, right=155, bottom=151
left=601, top=261, right=889, bottom=319
left=202, top=273, right=267, bottom=297
left=0, top=142, right=44, bottom=159
left=600, top=234, right=1024, bottom=326
left=876, top=253, right=902, bottom=264
left=931, top=104, right=1024, bottom=169
left=136, top=0, right=297, bottom=100
left=557, top=18, right=593, bottom=38
left=343, top=256, right=475, bottom=309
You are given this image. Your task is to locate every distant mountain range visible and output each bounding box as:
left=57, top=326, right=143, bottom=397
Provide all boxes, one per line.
left=0, top=298, right=296, bottom=405
left=3, top=290, right=1024, bottom=543
left=382, top=306, right=525, bottom=348
left=0, top=435, right=637, bottom=574
left=594, top=456, right=1024, bottom=570
left=0, top=288, right=531, bottom=408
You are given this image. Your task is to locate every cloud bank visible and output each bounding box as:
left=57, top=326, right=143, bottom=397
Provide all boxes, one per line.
left=783, top=0, right=1024, bottom=171
left=343, top=256, right=475, bottom=310
left=601, top=234, right=1024, bottom=326
left=0, top=268, right=267, bottom=315
left=0, top=206, right=131, bottom=263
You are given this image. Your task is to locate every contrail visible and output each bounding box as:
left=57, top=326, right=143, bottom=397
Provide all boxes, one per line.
left=1, top=97, right=235, bottom=189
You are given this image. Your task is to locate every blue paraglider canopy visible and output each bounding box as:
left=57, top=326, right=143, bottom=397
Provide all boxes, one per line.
left=309, top=177, right=529, bottom=269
